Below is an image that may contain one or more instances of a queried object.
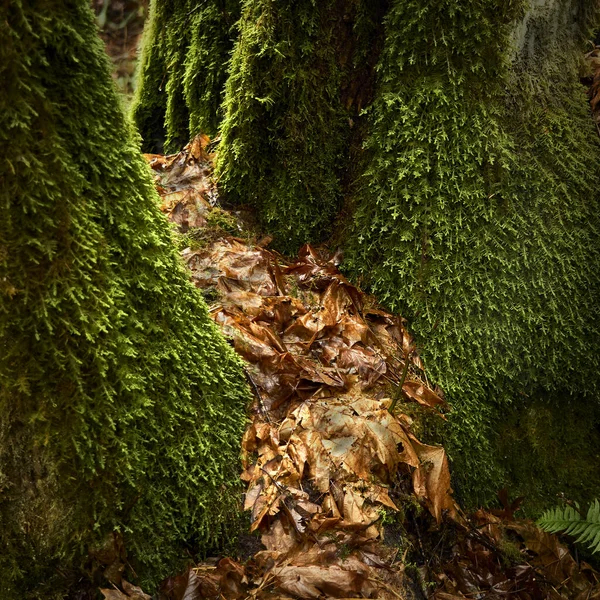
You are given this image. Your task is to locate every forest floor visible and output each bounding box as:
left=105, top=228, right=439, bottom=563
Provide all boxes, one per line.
left=100, top=137, right=600, bottom=600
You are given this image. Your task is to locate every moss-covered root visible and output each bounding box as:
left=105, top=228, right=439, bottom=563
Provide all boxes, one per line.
left=0, top=1, right=250, bottom=597
left=344, top=0, right=600, bottom=507
left=131, top=0, right=240, bottom=153
left=215, top=0, right=356, bottom=252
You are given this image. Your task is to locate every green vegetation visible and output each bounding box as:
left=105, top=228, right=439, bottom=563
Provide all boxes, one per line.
left=495, top=397, right=600, bottom=515
left=134, top=0, right=600, bottom=512
left=343, top=0, right=600, bottom=508
left=0, top=1, right=249, bottom=597
left=132, top=0, right=240, bottom=153
left=215, top=0, right=388, bottom=250
left=173, top=207, right=240, bottom=252
left=6, top=5, right=597, bottom=592
left=215, top=0, right=353, bottom=250
left=132, top=0, right=600, bottom=512
left=538, top=500, right=600, bottom=554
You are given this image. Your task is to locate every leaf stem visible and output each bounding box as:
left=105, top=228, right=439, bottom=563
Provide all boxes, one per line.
left=389, top=351, right=410, bottom=414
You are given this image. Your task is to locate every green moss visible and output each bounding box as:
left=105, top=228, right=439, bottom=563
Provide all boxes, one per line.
left=497, top=534, right=524, bottom=567
left=132, top=0, right=240, bottom=153
left=134, top=0, right=387, bottom=249
left=0, top=1, right=250, bottom=597
left=215, top=0, right=378, bottom=252
left=132, top=0, right=600, bottom=514
left=343, top=0, right=600, bottom=508
left=129, top=0, right=170, bottom=152
left=206, top=207, right=239, bottom=234
left=172, top=207, right=240, bottom=252
left=496, top=395, right=600, bottom=517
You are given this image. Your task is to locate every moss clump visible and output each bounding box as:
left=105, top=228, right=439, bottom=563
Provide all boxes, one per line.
left=0, top=1, right=250, bottom=597
left=215, top=0, right=384, bottom=251
left=172, top=207, right=241, bottom=252
left=132, top=0, right=240, bottom=153
left=136, top=0, right=387, bottom=249
left=206, top=206, right=240, bottom=233
left=344, top=0, right=600, bottom=507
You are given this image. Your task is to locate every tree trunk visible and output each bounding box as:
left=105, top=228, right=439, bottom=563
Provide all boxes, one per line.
left=0, top=1, right=249, bottom=597
left=132, top=0, right=240, bottom=153
left=344, top=0, right=600, bottom=508
left=215, top=0, right=389, bottom=250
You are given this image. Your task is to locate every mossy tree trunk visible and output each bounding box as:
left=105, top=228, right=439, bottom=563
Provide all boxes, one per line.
left=132, top=0, right=240, bottom=153
left=215, top=0, right=385, bottom=250
left=343, top=0, right=600, bottom=508
left=0, top=1, right=249, bottom=598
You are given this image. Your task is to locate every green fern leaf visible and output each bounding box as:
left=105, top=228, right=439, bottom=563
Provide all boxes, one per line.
left=537, top=500, right=600, bottom=554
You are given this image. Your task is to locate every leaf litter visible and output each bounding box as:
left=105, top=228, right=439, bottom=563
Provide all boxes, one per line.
left=98, top=137, right=600, bottom=600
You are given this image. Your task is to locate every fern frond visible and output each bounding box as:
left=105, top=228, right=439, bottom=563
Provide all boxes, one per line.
left=537, top=500, right=600, bottom=554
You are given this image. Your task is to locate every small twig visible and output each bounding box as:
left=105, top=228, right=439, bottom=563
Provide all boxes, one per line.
left=245, top=372, right=271, bottom=423
left=426, top=523, right=447, bottom=567
left=260, top=466, right=287, bottom=494
left=186, top=0, right=208, bottom=18
left=388, top=350, right=410, bottom=414
left=244, top=571, right=275, bottom=600
left=565, top=497, right=587, bottom=519
left=411, top=512, right=426, bottom=562
left=585, top=584, right=594, bottom=600
left=465, top=525, right=504, bottom=556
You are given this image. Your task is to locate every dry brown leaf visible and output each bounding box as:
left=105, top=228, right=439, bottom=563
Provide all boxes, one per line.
left=100, top=589, right=129, bottom=600
left=411, top=439, right=455, bottom=523
left=403, top=380, right=445, bottom=409
left=270, top=563, right=372, bottom=599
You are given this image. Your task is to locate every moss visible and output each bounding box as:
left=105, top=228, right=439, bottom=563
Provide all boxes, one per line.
left=136, top=0, right=387, bottom=249
left=132, top=0, right=240, bottom=153
left=206, top=207, right=239, bottom=234
left=495, top=395, right=600, bottom=517
left=215, top=0, right=384, bottom=252
left=129, top=0, right=170, bottom=152
left=173, top=227, right=208, bottom=252
left=133, top=0, right=600, bottom=513
left=497, top=535, right=524, bottom=567
left=172, top=207, right=241, bottom=252
left=0, top=1, right=250, bottom=597
left=343, top=0, right=600, bottom=508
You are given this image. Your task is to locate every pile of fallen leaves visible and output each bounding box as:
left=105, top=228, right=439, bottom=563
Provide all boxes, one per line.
left=101, top=138, right=600, bottom=599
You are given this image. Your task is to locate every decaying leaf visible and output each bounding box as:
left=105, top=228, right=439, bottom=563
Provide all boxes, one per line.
left=100, top=580, right=151, bottom=600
